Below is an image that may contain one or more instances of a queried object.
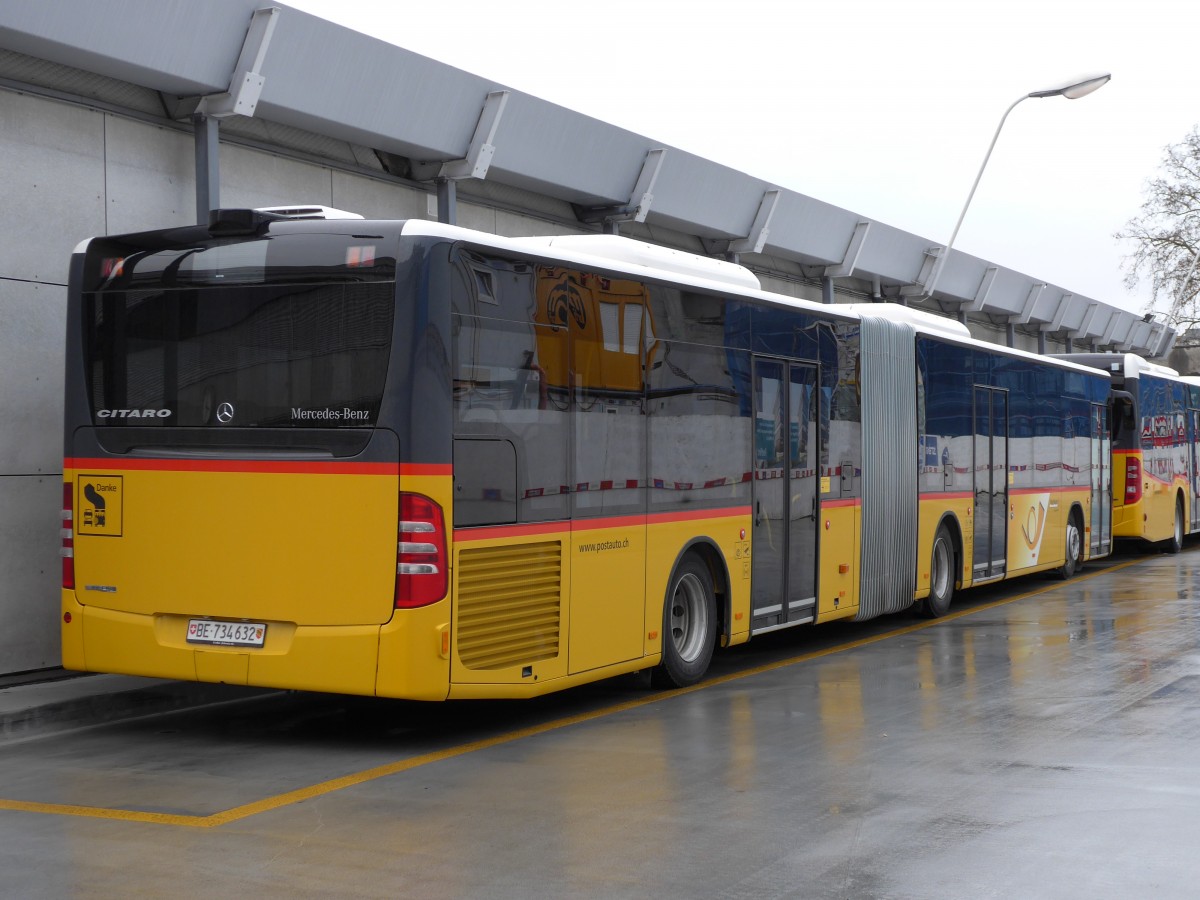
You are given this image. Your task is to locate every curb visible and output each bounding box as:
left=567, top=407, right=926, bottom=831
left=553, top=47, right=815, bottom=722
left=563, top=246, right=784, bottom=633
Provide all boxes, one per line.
left=0, top=673, right=278, bottom=742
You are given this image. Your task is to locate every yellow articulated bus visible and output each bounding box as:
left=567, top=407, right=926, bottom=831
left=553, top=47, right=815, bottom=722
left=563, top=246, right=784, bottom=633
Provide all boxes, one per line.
left=62, top=208, right=1113, bottom=699
left=1053, top=353, right=1200, bottom=552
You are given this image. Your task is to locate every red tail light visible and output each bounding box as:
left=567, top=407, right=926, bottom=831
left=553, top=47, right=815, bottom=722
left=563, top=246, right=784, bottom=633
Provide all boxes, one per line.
left=395, top=493, right=447, bottom=608
left=61, top=482, right=75, bottom=590
left=1124, top=456, right=1142, bottom=505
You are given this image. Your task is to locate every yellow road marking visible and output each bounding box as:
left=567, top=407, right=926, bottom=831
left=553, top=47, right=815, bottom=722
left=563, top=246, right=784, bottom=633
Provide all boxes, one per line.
left=0, top=553, right=1156, bottom=828
left=0, top=798, right=202, bottom=827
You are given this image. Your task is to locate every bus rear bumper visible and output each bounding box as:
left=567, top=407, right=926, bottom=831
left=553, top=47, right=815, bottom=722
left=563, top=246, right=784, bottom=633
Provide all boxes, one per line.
left=1111, top=502, right=1140, bottom=537
left=62, top=591, right=380, bottom=696
left=61, top=591, right=454, bottom=700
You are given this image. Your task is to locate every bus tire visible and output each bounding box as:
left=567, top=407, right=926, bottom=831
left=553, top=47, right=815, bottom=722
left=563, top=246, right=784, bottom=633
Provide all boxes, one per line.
left=652, top=554, right=717, bottom=689
left=1164, top=496, right=1184, bottom=555
left=917, top=524, right=955, bottom=619
left=1057, top=509, right=1083, bottom=579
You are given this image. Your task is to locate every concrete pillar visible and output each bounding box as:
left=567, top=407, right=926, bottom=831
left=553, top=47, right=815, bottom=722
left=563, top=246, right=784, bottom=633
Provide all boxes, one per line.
left=436, top=178, right=456, bottom=226
left=193, top=113, right=219, bottom=224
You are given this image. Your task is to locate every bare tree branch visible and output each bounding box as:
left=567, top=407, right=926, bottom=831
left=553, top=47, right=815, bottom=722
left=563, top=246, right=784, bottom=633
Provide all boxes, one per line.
left=1118, top=126, right=1200, bottom=331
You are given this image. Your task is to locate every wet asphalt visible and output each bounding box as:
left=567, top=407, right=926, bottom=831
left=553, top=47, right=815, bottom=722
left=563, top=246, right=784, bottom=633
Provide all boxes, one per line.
left=1, top=543, right=1198, bottom=899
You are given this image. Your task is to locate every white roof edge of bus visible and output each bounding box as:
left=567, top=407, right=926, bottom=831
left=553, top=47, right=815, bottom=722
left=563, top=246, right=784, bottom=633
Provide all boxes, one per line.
left=398, top=220, right=846, bottom=315
left=73, top=238, right=91, bottom=254
left=400, top=220, right=764, bottom=295
left=512, top=234, right=761, bottom=291
left=845, top=303, right=1111, bottom=376
left=1124, top=353, right=1180, bottom=379
left=394, top=223, right=1119, bottom=366
left=1051, top=351, right=1180, bottom=380
left=843, top=303, right=972, bottom=342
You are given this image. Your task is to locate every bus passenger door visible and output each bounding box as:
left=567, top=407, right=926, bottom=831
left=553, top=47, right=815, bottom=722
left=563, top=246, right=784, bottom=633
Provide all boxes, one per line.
left=786, top=362, right=819, bottom=617
left=1190, top=409, right=1200, bottom=530
left=751, top=358, right=819, bottom=632
left=973, top=386, right=1008, bottom=580
left=1091, top=403, right=1112, bottom=556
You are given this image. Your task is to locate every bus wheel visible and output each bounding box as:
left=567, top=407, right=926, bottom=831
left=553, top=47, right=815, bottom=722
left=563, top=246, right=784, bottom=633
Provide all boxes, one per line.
left=1057, top=511, right=1082, bottom=579
left=1164, top=497, right=1184, bottom=554
left=653, top=554, right=717, bottom=689
left=917, top=524, right=955, bottom=618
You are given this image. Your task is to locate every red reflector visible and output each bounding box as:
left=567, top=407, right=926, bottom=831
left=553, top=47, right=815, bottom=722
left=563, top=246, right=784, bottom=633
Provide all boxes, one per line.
left=395, top=493, right=447, bottom=609
left=61, top=482, right=75, bottom=590
left=1124, top=456, right=1142, bottom=505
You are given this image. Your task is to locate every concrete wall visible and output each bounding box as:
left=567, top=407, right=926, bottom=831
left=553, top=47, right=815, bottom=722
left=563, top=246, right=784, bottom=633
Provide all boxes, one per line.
left=1, top=90, right=102, bottom=673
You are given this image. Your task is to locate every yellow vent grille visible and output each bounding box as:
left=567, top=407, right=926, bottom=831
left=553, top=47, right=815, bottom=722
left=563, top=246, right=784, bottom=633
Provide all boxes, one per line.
left=456, top=541, right=562, bottom=670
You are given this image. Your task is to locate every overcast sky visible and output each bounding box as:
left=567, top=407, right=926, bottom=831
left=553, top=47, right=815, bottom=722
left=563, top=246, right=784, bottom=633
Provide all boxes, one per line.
left=285, top=0, right=1198, bottom=317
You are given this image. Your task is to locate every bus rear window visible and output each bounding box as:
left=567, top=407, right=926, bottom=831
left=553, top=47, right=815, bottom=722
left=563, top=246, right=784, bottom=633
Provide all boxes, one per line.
left=1111, top=393, right=1136, bottom=450
left=87, top=233, right=395, bottom=289
left=83, top=281, right=394, bottom=428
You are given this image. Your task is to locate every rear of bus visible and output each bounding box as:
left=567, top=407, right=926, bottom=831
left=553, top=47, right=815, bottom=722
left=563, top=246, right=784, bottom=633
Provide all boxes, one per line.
left=1124, top=368, right=1193, bottom=546
left=1059, top=352, right=1186, bottom=545
left=1109, top=376, right=1145, bottom=540
left=61, top=210, right=454, bottom=699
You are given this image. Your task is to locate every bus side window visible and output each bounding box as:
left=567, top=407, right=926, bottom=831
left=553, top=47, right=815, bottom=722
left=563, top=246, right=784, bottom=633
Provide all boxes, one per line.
left=1111, top=394, right=1134, bottom=446
left=453, top=439, right=517, bottom=527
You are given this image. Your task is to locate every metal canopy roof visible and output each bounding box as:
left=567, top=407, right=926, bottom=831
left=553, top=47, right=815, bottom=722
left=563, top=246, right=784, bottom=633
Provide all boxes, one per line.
left=0, top=0, right=1172, bottom=356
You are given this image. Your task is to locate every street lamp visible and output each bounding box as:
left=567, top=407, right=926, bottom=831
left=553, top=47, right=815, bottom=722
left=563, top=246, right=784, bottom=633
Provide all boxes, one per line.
left=1177, top=249, right=1200, bottom=303
left=925, top=72, right=1111, bottom=299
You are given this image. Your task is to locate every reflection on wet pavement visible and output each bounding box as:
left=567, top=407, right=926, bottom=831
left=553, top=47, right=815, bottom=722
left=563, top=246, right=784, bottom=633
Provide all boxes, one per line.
left=3, top=547, right=1200, bottom=898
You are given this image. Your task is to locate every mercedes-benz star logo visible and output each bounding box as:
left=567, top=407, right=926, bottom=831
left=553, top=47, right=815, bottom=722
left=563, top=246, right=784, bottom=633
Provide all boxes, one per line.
left=216, top=401, right=235, bottom=424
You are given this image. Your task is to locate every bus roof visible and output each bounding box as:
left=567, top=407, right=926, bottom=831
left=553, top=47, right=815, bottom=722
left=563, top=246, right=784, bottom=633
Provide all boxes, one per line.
left=403, top=219, right=764, bottom=289
left=401, top=218, right=854, bottom=321
left=1051, top=352, right=1179, bottom=380
left=64, top=210, right=1135, bottom=387
left=400, top=220, right=1115, bottom=380
left=844, top=303, right=972, bottom=343
left=512, top=233, right=762, bottom=292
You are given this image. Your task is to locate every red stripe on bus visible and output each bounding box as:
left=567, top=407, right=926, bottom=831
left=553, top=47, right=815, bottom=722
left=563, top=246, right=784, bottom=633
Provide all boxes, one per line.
left=648, top=506, right=751, bottom=525
left=454, top=521, right=568, bottom=542
left=822, top=498, right=860, bottom=509
left=1009, top=486, right=1084, bottom=496
left=921, top=491, right=974, bottom=501
left=63, top=457, right=405, bottom=476
left=454, top=507, right=752, bottom=543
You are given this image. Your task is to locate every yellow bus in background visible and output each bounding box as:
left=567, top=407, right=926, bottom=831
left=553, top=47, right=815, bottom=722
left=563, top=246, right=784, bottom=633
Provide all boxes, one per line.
left=1054, top=353, right=1200, bottom=553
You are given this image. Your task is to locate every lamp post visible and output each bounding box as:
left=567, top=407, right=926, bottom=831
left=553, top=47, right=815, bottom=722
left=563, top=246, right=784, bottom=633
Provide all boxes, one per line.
left=925, top=73, right=1111, bottom=301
